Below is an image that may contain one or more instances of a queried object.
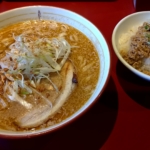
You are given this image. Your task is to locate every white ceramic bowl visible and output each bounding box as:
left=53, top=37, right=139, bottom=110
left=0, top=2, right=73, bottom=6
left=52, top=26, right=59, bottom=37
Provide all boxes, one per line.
left=112, top=11, right=150, bottom=80
left=0, top=5, right=110, bottom=138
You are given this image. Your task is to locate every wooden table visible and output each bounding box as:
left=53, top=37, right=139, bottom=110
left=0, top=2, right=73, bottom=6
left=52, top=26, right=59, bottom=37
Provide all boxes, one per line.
left=0, top=0, right=150, bottom=150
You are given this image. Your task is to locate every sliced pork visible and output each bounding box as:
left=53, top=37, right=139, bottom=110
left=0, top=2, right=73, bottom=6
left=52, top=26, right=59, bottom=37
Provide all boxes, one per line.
left=15, top=61, right=76, bottom=128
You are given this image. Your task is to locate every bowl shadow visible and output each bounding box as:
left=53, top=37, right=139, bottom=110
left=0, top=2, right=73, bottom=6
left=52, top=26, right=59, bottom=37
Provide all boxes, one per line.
left=116, top=60, right=150, bottom=109
left=0, top=77, right=118, bottom=150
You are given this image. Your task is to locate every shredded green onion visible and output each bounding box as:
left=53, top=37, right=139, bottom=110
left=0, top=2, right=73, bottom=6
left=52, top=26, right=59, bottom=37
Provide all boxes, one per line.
left=0, top=33, right=71, bottom=108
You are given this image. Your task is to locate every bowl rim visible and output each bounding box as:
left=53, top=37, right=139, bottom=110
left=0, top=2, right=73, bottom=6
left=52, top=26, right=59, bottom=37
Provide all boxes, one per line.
left=112, top=11, right=150, bottom=81
left=0, top=5, right=111, bottom=139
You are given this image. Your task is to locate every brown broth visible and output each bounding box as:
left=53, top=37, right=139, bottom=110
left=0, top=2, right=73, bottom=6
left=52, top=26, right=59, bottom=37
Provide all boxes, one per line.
left=0, top=20, right=100, bottom=131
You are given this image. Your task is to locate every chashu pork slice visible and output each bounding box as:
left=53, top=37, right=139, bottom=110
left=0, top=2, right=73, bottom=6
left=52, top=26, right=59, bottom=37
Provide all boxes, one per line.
left=15, top=61, right=77, bottom=128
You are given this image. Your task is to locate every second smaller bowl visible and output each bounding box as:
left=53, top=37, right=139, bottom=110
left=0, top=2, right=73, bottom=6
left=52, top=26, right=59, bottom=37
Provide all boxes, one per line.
left=112, top=11, right=150, bottom=80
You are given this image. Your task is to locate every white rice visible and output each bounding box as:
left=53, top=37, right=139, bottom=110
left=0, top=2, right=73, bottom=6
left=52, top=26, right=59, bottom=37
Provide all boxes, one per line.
left=118, top=25, right=139, bottom=52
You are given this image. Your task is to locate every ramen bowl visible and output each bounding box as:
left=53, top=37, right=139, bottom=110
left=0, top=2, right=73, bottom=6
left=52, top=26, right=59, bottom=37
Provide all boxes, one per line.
left=112, top=11, right=150, bottom=80
left=0, top=6, right=110, bottom=138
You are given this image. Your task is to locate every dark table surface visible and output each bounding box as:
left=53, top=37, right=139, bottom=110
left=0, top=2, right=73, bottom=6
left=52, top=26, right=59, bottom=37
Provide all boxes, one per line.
left=0, top=0, right=150, bottom=150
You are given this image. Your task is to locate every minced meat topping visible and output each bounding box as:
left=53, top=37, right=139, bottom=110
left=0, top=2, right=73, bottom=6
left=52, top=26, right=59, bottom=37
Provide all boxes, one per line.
left=121, top=22, right=150, bottom=74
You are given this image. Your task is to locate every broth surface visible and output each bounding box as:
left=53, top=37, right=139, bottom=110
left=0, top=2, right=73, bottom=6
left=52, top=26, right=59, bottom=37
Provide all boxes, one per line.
left=0, top=20, right=100, bottom=131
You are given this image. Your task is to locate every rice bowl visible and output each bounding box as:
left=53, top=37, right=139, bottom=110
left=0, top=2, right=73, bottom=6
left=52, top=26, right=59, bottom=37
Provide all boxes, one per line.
left=112, top=11, right=150, bottom=80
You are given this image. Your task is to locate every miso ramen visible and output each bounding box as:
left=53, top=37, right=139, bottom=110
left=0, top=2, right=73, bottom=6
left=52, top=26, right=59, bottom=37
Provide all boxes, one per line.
left=0, top=20, right=100, bottom=131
